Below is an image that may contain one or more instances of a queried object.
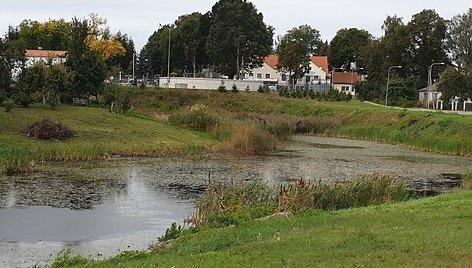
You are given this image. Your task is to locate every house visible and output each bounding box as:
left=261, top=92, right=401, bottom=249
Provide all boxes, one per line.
left=11, top=49, right=68, bottom=80
left=246, top=54, right=329, bottom=86
left=25, top=49, right=68, bottom=66
left=419, top=83, right=472, bottom=111
left=245, top=54, right=279, bottom=85
left=331, top=71, right=359, bottom=96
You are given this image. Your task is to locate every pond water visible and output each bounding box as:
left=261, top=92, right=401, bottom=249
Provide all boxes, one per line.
left=1, top=136, right=471, bottom=267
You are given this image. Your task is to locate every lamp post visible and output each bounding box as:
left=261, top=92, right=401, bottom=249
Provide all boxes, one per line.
left=385, top=65, right=402, bottom=106
left=167, top=27, right=172, bottom=88
left=427, top=62, right=445, bottom=110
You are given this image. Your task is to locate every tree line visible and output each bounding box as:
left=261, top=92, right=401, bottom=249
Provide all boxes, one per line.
left=0, top=15, right=135, bottom=108
left=1, top=0, right=472, bottom=108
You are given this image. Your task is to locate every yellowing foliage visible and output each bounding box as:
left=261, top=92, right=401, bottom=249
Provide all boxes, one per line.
left=85, top=14, right=126, bottom=61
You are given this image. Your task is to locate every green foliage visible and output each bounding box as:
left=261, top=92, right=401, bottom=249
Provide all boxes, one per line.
left=3, top=98, right=14, bottom=112
left=169, top=106, right=219, bottom=132
left=448, top=8, right=472, bottom=74
left=438, top=67, right=471, bottom=101
left=17, top=61, right=46, bottom=107
left=192, top=175, right=408, bottom=227
left=66, top=18, right=106, bottom=99
left=206, top=0, right=274, bottom=77
left=328, top=28, right=372, bottom=68
left=158, top=222, right=184, bottom=242
left=257, top=85, right=265, bottom=93
left=276, top=25, right=322, bottom=85
left=103, top=83, right=132, bottom=113
left=231, top=83, right=238, bottom=93
left=217, top=85, right=226, bottom=92
left=50, top=248, right=87, bottom=268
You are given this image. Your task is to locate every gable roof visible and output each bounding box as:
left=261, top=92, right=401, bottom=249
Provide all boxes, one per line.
left=310, top=56, right=328, bottom=73
left=262, top=54, right=328, bottom=72
left=25, top=49, right=68, bottom=58
left=263, top=54, right=279, bottom=69
left=332, top=71, right=358, bottom=85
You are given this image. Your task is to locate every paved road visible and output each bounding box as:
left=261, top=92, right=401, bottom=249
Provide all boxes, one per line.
left=364, top=101, right=472, bottom=116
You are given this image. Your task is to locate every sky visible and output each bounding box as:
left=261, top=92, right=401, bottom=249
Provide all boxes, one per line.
left=1, top=0, right=471, bottom=51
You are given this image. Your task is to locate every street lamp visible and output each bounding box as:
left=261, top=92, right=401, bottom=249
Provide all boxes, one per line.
left=167, top=27, right=172, bottom=88
left=385, top=65, right=402, bottom=106
left=427, top=62, right=445, bottom=110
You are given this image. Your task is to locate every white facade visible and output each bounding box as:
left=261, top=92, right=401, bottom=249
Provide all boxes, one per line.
left=157, top=77, right=266, bottom=91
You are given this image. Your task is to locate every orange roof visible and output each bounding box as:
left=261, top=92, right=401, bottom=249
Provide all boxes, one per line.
left=263, top=54, right=279, bottom=69
left=310, top=56, right=328, bottom=73
left=25, top=49, right=68, bottom=58
left=332, top=71, right=358, bottom=85
left=263, top=54, right=328, bottom=72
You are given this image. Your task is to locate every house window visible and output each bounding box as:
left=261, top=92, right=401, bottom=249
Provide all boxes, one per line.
left=282, top=74, right=287, bottom=81
left=257, top=73, right=262, bottom=79
left=341, top=86, right=350, bottom=92
left=265, top=73, right=271, bottom=79
left=249, top=72, right=254, bottom=77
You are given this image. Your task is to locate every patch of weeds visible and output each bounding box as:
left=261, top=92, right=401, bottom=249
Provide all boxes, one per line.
left=158, top=222, right=184, bottom=242
left=50, top=248, right=87, bottom=268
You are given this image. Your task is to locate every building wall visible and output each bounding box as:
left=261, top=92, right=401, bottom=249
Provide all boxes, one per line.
left=333, top=83, right=355, bottom=96
left=246, top=63, right=282, bottom=82
left=157, top=77, right=265, bottom=91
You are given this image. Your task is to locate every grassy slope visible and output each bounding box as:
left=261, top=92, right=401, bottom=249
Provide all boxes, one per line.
left=0, top=104, right=214, bottom=172
left=133, top=90, right=472, bottom=156
left=72, top=191, right=472, bottom=267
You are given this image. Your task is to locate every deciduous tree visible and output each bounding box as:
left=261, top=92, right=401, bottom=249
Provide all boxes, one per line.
left=206, top=0, right=273, bottom=78
left=275, top=25, right=323, bottom=87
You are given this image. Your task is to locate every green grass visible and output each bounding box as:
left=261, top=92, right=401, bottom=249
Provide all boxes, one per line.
left=65, top=190, right=472, bottom=267
left=0, top=104, right=215, bottom=174
left=131, top=89, right=472, bottom=156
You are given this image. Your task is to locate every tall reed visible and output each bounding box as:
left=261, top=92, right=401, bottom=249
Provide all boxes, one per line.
left=191, top=175, right=408, bottom=227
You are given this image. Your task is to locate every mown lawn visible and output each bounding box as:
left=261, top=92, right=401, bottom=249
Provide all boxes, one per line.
left=0, top=104, right=215, bottom=173
left=67, top=190, right=472, bottom=267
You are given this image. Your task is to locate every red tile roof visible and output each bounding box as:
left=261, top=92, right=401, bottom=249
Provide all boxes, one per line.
left=263, top=54, right=328, bottom=72
left=310, top=56, right=328, bottom=73
left=332, top=71, right=358, bottom=85
left=25, top=49, right=68, bottom=58
left=263, top=54, right=279, bottom=69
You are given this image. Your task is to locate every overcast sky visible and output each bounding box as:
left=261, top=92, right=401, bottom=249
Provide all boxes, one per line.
left=1, top=0, right=470, bottom=51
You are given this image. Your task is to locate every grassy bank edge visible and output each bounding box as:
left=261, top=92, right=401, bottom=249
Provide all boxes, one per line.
left=58, top=189, right=472, bottom=268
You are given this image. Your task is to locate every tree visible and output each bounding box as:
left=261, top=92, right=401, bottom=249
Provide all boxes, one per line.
left=206, top=0, right=273, bottom=78
left=174, top=13, right=206, bottom=77
left=85, top=14, right=126, bottom=62
left=328, top=28, right=372, bottom=69
left=66, top=17, right=106, bottom=101
left=447, top=8, right=472, bottom=75
left=0, top=28, right=25, bottom=94
left=16, top=19, right=71, bottom=50
left=405, top=9, right=448, bottom=80
left=275, top=25, right=323, bottom=87
left=438, top=67, right=471, bottom=102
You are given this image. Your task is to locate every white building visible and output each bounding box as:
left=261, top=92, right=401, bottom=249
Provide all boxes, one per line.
left=246, top=54, right=329, bottom=86
left=24, top=49, right=68, bottom=66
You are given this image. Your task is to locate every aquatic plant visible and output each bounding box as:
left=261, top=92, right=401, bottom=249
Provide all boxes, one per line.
left=190, top=175, right=408, bottom=227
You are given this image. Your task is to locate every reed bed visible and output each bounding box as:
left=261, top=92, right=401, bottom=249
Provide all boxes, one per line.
left=191, top=174, right=408, bottom=227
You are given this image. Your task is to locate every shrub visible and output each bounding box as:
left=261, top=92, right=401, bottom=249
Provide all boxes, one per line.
left=221, top=125, right=277, bottom=155
left=169, top=108, right=219, bottom=132
left=22, top=119, right=75, bottom=140
left=218, top=85, right=227, bottom=92
left=158, top=222, right=183, bottom=242
left=231, top=83, right=239, bottom=93
left=190, top=179, right=276, bottom=226
left=265, top=120, right=293, bottom=141
left=257, top=85, right=265, bottom=93
left=3, top=98, right=14, bottom=112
